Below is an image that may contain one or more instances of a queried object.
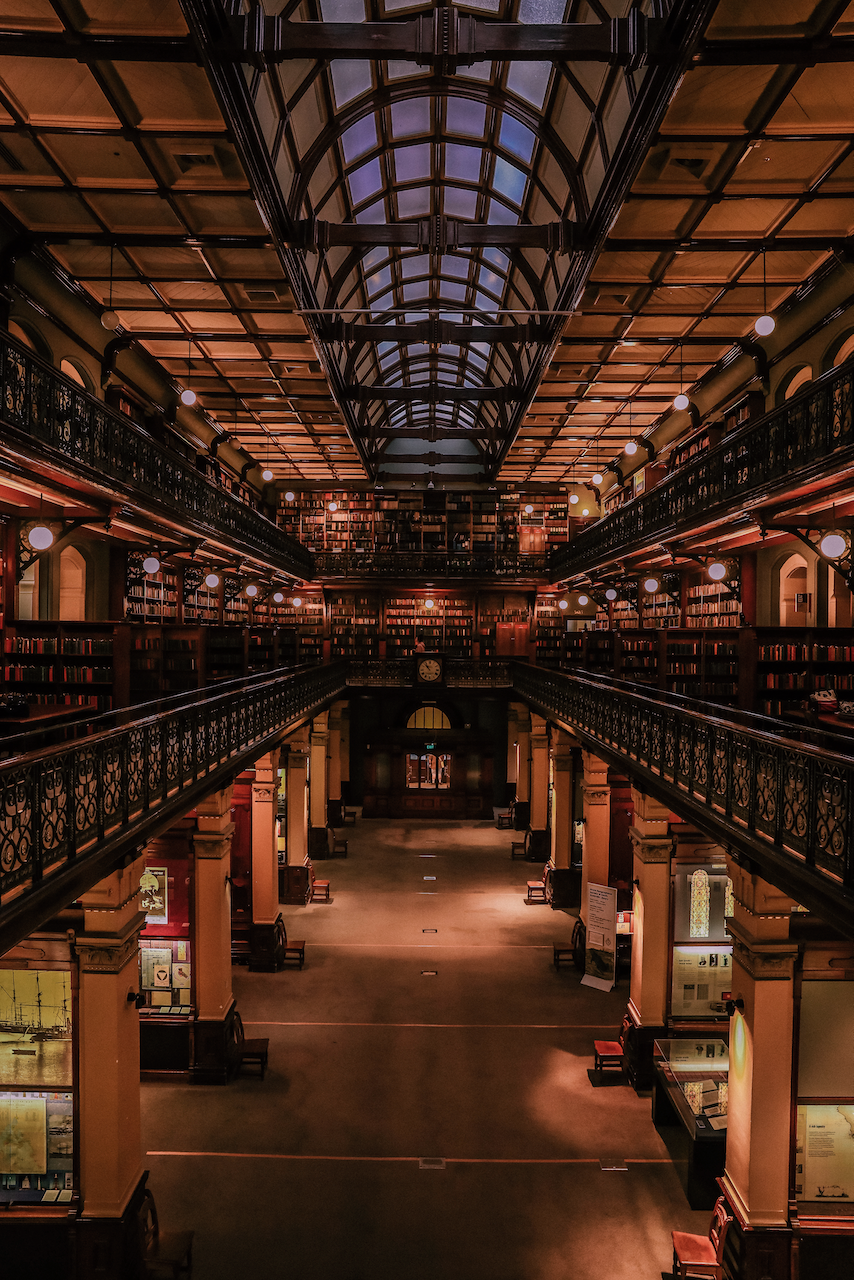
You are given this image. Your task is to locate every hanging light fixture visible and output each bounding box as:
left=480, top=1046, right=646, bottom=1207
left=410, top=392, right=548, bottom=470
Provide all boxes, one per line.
left=577, top=594, right=589, bottom=606
left=142, top=554, right=161, bottom=575
left=674, top=343, right=690, bottom=411
left=28, top=522, right=54, bottom=551
left=204, top=572, right=220, bottom=589
left=581, top=507, right=590, bottom=517
left=558, top=599, right=568, bottom=610
left=261, top=424, right=274, bottom=482
left=755, top=248, right=776, bottom=336
left=625, top=439, right=638, bottom=456
left=284, top=489, right=295, bottom=502
left=101, top=243, right=120, bottom=330
left=180, top=337, right=196, bottom=406
left=328, top=500, right=338, bottom=513
left=245, top=583, right=259, bottom=598
left=591, top=436, right=603, bottom=487
left=524, top=503, right=534, bottom=514
left=272, top=590, right=285, bottom=604
left=643, top=575, right=661, bottom=593
left=819, top=530, right=850, bottom=559
left=569, top=493, right=579, bottom=506
left=605, top=587, right=618, bottom=601
left=424, top=598, right=434, bottom=609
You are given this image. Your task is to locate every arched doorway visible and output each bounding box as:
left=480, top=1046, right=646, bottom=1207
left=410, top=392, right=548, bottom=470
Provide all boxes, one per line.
left=779, top=553, right=810, bottom=627
left=59, top=546, right=86, bottom=621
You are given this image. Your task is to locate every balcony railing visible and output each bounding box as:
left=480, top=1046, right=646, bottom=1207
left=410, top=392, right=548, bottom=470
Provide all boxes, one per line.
left=347, top=658, right=512, bottom=686
left=550, top=356, right=854, bottom=580
left=0, top=336, right=314, bottom=581
left=513, top=662, right=854, bottom=935
left=314, top=550, right=549, bottom=579
left=0, top=661, right=345, bottom=954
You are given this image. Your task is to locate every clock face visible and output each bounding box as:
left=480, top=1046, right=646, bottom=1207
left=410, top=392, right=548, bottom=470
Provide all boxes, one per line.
left=417, top=658, right=442, bottom=682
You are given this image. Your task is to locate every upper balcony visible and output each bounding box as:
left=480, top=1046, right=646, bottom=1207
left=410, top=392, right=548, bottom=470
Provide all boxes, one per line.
left=550, top=357, right=854, bottom=583
left=0, top=335, right=314, bottom=582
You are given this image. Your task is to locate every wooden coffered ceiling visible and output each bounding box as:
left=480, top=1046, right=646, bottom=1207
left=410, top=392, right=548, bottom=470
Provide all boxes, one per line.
left=1, top=0, right=853, bottom=491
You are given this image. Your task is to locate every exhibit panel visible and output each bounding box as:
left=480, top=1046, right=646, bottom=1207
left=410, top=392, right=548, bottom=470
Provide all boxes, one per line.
left=670, top=862, right=734, bottom=1019
left=137, top=839, right=194, bottom=1075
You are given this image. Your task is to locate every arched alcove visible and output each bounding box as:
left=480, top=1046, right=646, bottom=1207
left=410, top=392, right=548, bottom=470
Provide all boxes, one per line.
left=59, top=358, right=93, bottom=392
left=779, top=552, right=810, bottom=627
left=775, top=365, right=813, bottom=407
left=59, top=546, right=86, bottom=621
left=822, top=329, right=854, bottom=373
left=8, top=319, right=52, bottom=362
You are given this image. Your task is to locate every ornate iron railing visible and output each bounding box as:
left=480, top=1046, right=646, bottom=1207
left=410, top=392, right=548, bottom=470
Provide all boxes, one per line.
left=550, top=356, right=854, bottom=580
left=314, top=550, right=549, bottom=579
left=0, top=335, right=314, bottom=581
left=0, top=662, right=345, bottom=952
left=347, top=658, right=512, bottom=686
left=513, top=662, right=854, bottom=930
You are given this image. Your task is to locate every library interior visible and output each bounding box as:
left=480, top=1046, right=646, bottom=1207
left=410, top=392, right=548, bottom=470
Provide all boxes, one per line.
left=1, top=1, right=854, bottom=1278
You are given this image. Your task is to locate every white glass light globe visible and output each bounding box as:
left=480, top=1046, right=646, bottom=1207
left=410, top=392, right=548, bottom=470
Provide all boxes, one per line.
left=591, top=471, right=603, bottom=486
left=142, top=555, right=161, bottom=575
left=582, top=508, right=590, bottom=517
left=674, top=392, right=690, bottom=411
left=273, top=591, right=284, bottom=604
left=261, top=468, right=274, bottom=482
left=524, top=503, right=534, bottom=514
left=755, top=314, right=775, bottom=337
left=424, top=598, right=434, bottom=609
left=245, top=584, right=258, bottom=598
left=644, top=577, right=660, bottom=593
left=328, top=501, right=338, bottom=512
left=292, top=596, right=302, bottom=607
left=558, top=599, right=568, bottom=610
left=577, top=595, right=589, bottom=606
left=28, top=524, right=54, bottom=550
left=605, top=588, right=618, bottom=601
left=708, top=561, right=728, bottom=582
left=101, top=309, right=120, bottom=331
left=569, top=493, right=579, bottom=505
left=820, top=532, right=848, bottom=559
left=180, top=387, right=196, bottom=406
left=625, top=440, right=638, bottom=456
left=204, top=573, right=220, bottom=589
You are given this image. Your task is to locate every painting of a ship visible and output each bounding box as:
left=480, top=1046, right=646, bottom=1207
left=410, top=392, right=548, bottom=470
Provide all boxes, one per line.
left=0, top=971, right=72, bottom=1087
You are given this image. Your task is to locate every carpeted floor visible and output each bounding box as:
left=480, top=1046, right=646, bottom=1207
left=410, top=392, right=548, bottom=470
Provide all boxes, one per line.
left=141, top=818, right=705, bottom=1278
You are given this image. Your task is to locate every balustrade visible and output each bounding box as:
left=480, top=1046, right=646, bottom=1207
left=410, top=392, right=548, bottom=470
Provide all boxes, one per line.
left=0, top=336, right=314, bottom=580
left=314, top=550, right=549, bottom=579
left=512, top=662, right=854, bottom=934
left=550, top=356, right=854, bottom=579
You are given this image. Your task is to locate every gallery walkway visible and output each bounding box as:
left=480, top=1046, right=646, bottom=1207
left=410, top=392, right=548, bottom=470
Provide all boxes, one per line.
left=141, top=818, right=707, bottom=1279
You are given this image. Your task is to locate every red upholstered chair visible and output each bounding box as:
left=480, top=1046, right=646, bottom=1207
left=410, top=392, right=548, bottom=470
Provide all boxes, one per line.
left=671, top=1196, right=731, bottom=1280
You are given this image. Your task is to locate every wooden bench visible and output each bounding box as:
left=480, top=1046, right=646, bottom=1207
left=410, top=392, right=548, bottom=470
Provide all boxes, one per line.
left=277, top=918, right=306, bottom=968
left=593, top=1015, right=631, bottom=1077
left=526, top=864, right=549, bottom=903
left=308, top=859, right=330, bottom=902
left=553, top=945, right=574, bottom=969
left=233, top=1009, right=268, bottom=1078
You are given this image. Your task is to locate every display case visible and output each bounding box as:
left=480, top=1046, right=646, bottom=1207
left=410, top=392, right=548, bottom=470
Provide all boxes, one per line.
left=137, top=843, right=194, bottom=1076
left=652, top=1037, right=729, bottom=1208
left=670, top=862, right=734, bottom=1019
left=0, top=968, right=76, bottom=1202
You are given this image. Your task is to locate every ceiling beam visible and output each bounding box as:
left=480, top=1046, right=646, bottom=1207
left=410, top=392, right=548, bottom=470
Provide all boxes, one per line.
left=319, top=319, right=547, bottom=345
left=693, top=36, right=854, bottom=66
left=240, top=13, right=661, bottom=70
left=348, top=386, right=517, bottom=404
left=304, top=217, right=577, bottom=255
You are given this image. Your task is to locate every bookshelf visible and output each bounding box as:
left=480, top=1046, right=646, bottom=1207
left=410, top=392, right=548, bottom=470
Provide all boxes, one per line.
left=207, top=627, right=245, bottom=683
left=534, top=598, right=565, bottom=668
left=641, top=590, right=682, bottom=630
left=125, top=557, right=180, bottom=622
left=162, top=627, right=202, bottom=695
left=685, top=581, right=741, bottom=628
left=328, top=594, right=381, bottom=659
left=618, top=634, right=658, bottom=684
left=3, top=621, right=120, bottom=712
left=129, top=625, right=163, bottom=703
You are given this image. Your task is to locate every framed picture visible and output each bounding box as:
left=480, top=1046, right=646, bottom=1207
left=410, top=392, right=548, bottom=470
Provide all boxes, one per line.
left=139, top=867, right=168, bottom=924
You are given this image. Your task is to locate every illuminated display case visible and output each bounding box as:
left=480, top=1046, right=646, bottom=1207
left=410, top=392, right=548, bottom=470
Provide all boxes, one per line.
left=652, top=1038, right=729, bottom=1209
left=670, top=862, right=734, bottom=1018
left=137, top=842, right=194, bottom=1075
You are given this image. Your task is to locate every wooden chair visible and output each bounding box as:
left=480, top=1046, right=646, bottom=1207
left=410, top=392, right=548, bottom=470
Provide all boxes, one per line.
left=233, top=1008, right=269, bottom=1078
left=277, top=918, right=306, bottom=968
left=308, top=859, right=330, bottom=902
left=671, top=1196, right=731, bottom=1280
left=526, top=864, right=549, bottom=902
left=511, top=829, right=529, bottom=860
left=496, top=800, right=515, bottom=829
left=593, top=1015, right=630, bottom=1076
left=327, top=825, right=348, bottom=857
left=553, top=944, right=573, bottom=969
left=343, top=807, right=357, bottom=826
left=138, top=1188, right=193, bottom=1278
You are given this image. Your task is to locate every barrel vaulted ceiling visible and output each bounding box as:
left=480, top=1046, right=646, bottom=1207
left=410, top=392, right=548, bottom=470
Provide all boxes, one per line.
left=1, top=0, right=854, bottom=490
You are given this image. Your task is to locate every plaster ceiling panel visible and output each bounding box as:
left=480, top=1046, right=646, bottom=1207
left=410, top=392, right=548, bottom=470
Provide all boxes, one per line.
left=633, top=141, right=731, bottom=194
left=608, top=198, right=700, bottom=240
left=249, top=312, right=310, bottom=335
left=0, top=132, right=62, bottom=181
left=0, top=57, right=120, bottom=128
left=766, top=63, right=854, bottom=133
left=659, top=65, right=780, bottom=135
left=706, top=0, right=832, bottom=39
left=662, top=250, right=752, bottom=283
left=39, top=134, right=156, bottom=187
left=72, top=0, right=189, bottom=36
left=139, top=138, right=247, bottom=190
left=153, top=281, right=230, bottom=308
left=1, top=2, right=64, bottom=29
left=83, top=191, right=184, bottom=233
left=0, top=187, right=99, bottom=231
left=49, top=243, right=136, bottom=279
left=562, top=314, right=630, bottom=338
left=84, top=278, right=157, bottom=308
left=818, top=150, right=854, bottom=191
left=101, top=62, right=224, bottom=131
left=691, top=197, right=797, bottom=237
left=833, top=0, right=854, bottom=33
left=171, top=194, right=267, bottom=235
left=125, top=245, right=214, bottom=279
left=724, top=139, right=848, bottom=194
left=780, top=198, right=854, bottom=235
left=202, top=247, right=285, bottom=280
left=623, top=314, right=695, bottom=337
left=589, top=252, right=661, bottom=283
left=739, top=247, right=830, bottom=281
left=124, top=311, right=182, bottom=332
left=643, top=284, right=722, bottom=313
left=174, top=309, right=244, bottom=332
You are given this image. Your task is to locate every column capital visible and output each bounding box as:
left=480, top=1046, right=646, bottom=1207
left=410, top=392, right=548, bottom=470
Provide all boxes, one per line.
left=728, top=919, right=798, bottom=980
left=581, top=781, right=609, bottom=806
left=193, top=823, right=235, bottom=860
left=251, top=782, right=277, bottom=802
left=552, top=751, right=573, bottom=773
left=75, top=922, right=141, bottom=975
left=629, top=827, right=673, bottom=864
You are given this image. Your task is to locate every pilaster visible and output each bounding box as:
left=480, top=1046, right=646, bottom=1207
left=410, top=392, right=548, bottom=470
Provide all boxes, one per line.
left=580, top=749, right=610, bottom=922
left=192, top=787, right=237, bottom=1083
left=250, top=749, right=285, bottom=972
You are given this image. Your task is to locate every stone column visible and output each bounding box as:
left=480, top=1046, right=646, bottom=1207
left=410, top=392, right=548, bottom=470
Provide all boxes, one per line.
left=75, top=855, right=149, bottom=1271
left=326, top=701, right=345, bottom=826
left=192, top=786, right=237, bottom=1084
left=528, top=714, right=550, bottom=860
left=513, top=705, right=531, bottom=830
left=249, top=748, right=285, bottom=972
left=718, top=860, right=798, bottom=1277
left=309, top=710, right=330, bottom=858
left=580, top=749, right=610, bottom=922
left=626, top=787, right=672, bottom=1088
left=549, top=731, right=578, bottom=906
left=506, top=703, right=519, bottom=794
left=285, top=733, right=309, bottom=866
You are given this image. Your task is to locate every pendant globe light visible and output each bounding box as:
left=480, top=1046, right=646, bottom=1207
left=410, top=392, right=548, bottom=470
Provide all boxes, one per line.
left=755, top=248, right=776, bottom=337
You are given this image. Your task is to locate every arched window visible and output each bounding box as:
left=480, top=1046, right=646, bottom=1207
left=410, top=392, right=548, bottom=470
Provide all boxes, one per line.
left=407, top=706, right=451, bottom=729
left=60, top=358, right=90, bottom=390
left=776, top=364, right=813, bottom=406
left=59, top=546, right=86, bottom=621
left=689, top=868, right=711, bottom=939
